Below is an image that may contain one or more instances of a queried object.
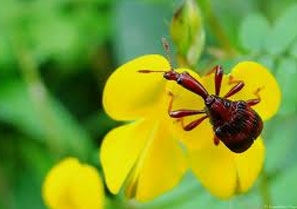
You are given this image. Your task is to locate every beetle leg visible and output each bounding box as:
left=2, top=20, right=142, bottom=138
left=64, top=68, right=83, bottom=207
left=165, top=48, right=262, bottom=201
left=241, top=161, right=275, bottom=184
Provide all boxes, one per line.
left=214, top=66, right=223, bottom=96
left=206, top=65, right=223, bottom=96
left=246, top=99, right=260, bottom=106
left=178, top=115, right=208, bottom=131
left=167, top=91, right=206, bottom=118
left=224, top=76, right=245, bottom=98
left=246, top=87, right=263, bottom=106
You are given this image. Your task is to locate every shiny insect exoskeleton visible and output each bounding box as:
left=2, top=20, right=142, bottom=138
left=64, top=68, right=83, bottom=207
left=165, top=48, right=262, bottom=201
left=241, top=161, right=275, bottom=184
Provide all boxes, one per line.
left=138, top=39, right=263, bottom=153
left=205, top=95, right=263, bottom=153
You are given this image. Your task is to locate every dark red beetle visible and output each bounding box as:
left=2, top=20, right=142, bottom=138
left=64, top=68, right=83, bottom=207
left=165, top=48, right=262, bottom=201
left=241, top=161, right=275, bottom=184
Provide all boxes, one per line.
left=139, top=39, right=263, bottom=153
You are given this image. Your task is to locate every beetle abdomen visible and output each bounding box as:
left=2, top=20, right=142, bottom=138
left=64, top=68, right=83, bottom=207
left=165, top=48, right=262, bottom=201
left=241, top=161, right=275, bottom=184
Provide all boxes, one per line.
left=214, top=102, right=263, bottom=153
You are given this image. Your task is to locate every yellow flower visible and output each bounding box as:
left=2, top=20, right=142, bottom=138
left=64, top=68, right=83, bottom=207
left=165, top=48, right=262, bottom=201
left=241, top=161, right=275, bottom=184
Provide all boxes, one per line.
left=100, top=55, right=281, bottom=201
left=42, top=157, right=105, bottom=209
left=167, top=61, right=280, bottom=198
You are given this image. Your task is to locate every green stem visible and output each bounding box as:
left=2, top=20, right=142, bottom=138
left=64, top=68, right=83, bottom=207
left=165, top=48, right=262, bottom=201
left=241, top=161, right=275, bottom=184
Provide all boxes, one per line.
left=260, top=168, right=272, bottom=207
left=13, top=41, right=61, bottom=153
left=198, top=0, right=237, bottom=57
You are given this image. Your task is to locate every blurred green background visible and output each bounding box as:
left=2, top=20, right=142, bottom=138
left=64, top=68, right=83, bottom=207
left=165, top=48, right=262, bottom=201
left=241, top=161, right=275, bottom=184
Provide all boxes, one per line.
left=1, top=0, right=297, bottom=208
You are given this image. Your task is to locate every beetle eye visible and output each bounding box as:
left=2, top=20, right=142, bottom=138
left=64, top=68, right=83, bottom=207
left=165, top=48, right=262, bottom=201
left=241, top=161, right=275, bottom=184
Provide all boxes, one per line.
left=224, top=101, right=231, bottom=108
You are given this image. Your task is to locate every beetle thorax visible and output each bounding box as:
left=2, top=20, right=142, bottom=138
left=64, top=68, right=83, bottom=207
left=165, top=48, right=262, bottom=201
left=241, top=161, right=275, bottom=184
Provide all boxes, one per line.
left=204, top=95, right=235, bottom=126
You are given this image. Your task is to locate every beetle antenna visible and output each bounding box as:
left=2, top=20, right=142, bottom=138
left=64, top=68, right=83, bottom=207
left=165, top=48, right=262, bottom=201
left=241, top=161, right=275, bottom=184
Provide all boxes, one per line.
left=138, top=69, right=168, bottom=73
left=162, top=37, right=174, bottom=71
left=138, top=38, right=174, bottom=74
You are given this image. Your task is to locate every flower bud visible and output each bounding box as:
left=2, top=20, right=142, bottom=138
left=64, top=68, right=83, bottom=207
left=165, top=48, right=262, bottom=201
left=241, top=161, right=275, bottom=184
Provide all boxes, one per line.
left=170, top=0, right=205, bottom=66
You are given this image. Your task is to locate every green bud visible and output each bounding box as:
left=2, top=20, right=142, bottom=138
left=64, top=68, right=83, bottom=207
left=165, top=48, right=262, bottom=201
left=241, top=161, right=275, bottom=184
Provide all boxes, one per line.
left=170, top=0, right=205, bottom=66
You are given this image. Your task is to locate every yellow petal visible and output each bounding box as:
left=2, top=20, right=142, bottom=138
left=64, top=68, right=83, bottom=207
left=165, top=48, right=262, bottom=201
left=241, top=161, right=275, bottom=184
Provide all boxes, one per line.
left=100, top=119, right=187, bottom=201
left=229, top=61, right=281, bottom=120
left=165, top=68, right=211, bottom=149
left=189, top=138, right=264, bottom=199
left=42, top=157, right=104, bottom=209
left=189, top=141, right=237, bottom=199
left=103, top=55, right=170, bottom=121
left=100, top=120, right=149, bottom=194
left=233, top=138, right=265, bottom=193
left=168, top=117, right=214, bottom=150
left=129, top=121, right=187, bottom=201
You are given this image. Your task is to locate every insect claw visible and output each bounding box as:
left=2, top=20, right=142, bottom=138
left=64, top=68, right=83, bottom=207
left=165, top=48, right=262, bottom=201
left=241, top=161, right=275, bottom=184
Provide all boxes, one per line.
left=167, top=91, right=175, bottom=97
left=213, top=136, right=220, bottom=146
left=254, top=87, right=264, bottom=99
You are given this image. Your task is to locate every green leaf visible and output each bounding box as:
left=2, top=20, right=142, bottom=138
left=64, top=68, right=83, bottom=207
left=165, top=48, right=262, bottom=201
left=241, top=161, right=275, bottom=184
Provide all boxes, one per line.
left=289, top=39, right=297, bottom=59
left=0, top=80, right=44, bottom=138
left=0, top=79, right=93, bottom=158
left=14, top=170, right=46, bottom=209
left=256, top=55, right=275, bottom=71
left=31, top=18, right=80, bottom=63
left=264, top=116, right=297, bottom=174
left=239, top=13, right=270, bottom=52
left=127, top=173, right=204, bottom=209
left=271, top=164, right=297, bottom=205
left=113, top=1, right=171, bottom=63
left=0, top=32, right=16, bottom=74
left=275, top=58, right=297, bottom=115
left=265, top=4, right=297, bottom=55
